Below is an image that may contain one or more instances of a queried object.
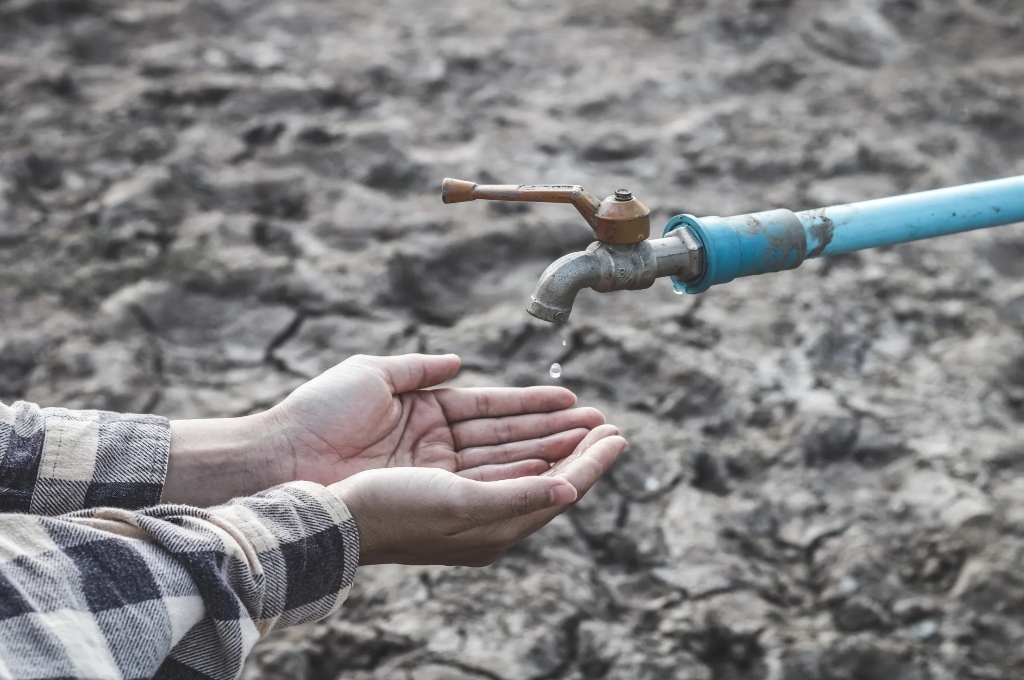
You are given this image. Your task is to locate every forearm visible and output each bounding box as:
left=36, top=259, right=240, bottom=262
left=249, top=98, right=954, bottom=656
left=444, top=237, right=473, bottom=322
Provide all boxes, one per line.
left=0, top=482, right=359, bottom=680
left=0, top=396, right=300, bottom=513
left=165, top=413, right=294, bottom=506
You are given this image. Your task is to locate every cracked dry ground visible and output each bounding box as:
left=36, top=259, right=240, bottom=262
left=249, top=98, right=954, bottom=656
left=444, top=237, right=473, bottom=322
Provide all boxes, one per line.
left=3, top=0, right=1024, bottom=678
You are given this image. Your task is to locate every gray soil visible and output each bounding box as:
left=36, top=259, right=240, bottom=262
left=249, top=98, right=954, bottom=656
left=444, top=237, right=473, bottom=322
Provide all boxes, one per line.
left=3, top=0, right=1024, bottom=678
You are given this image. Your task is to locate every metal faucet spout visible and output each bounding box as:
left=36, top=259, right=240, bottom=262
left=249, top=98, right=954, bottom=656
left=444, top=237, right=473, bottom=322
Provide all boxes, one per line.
left=527, top=229, right=703, bottom=323
left=527, top=249, right=603, bottom=323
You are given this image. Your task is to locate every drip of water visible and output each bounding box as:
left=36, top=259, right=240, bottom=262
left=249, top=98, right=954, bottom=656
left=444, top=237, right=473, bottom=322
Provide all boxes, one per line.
left=549, top=363, right=562, bottom=379
left=562, top=339, right=567, bottom=346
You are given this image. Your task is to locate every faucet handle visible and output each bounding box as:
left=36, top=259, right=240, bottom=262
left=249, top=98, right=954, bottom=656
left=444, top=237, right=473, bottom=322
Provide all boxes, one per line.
left=442, top=179, right=597, bottom=208
left=441, top=178, right=651, bottom=244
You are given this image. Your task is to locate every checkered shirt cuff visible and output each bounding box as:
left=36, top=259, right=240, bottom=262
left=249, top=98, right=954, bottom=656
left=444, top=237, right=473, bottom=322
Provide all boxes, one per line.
left=0, top=400, right=170, bottom=515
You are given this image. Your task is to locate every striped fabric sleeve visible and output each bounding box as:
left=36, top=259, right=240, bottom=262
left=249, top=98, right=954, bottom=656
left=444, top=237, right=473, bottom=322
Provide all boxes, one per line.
left=0, top=400, right=170, bottom=515
left=0, top=481, right=360, bottom=680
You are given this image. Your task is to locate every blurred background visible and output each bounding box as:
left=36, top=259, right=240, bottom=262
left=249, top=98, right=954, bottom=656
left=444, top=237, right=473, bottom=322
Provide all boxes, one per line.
left=2, top=0, right=1024, bottom=678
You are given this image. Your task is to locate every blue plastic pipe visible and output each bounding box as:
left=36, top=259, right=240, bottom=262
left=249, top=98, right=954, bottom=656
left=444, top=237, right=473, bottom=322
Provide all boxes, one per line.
left=665, top=175, right=1024, bottom=294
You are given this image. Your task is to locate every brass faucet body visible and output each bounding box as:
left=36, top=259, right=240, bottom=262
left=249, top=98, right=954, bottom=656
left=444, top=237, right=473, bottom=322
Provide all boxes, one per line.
left=441, top=178, right=651, bottom=244
left=440, top=178, right=701, bottom=323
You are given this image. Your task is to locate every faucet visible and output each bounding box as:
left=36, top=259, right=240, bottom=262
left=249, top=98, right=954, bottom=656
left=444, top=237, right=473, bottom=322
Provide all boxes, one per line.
left=441, top=175, right=1024, bottom=323
left=441, top=179, right=703, bottom=322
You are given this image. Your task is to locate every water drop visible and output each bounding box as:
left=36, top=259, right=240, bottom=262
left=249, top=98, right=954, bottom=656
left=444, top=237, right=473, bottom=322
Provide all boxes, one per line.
left=673, top=288, right=684, bottom=295
left=562, top=339, right=567, bottom=347
left=912, top=619, right=939, bottom=641
left=549, top=363, right=562, bottom=379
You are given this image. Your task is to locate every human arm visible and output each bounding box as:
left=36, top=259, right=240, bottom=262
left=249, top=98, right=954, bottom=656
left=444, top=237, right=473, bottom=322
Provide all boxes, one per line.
left=0, top=482, right=358, bottom=680
left=0, top=354, right=605, bottom=513
left=0, top=427, right=626, bottom=679
left=164, top=354, right=607, bottom=506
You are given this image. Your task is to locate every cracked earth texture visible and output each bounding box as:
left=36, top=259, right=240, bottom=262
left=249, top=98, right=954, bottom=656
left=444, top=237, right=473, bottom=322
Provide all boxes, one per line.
left=3, top=0, right=1024, bottom=678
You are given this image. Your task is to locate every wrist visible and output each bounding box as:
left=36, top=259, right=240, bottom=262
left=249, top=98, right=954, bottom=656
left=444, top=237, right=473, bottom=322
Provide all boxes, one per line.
left=329, top=475, right=384, bottom=566
left=328, top=478, right=369, bottom=566
left=164, top=412, right=295, bottom=506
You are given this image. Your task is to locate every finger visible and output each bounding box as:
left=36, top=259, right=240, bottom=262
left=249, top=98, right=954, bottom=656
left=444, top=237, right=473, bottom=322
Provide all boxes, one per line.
left=463, top=475, right=577, bottom=524
left=456, top=428, right=589, bottom=471
left=451, top=407, right=606, bottom=449
left=494, top=434, right=627, bottom=546
left=545, top=424, right=621, bottom=477
left=433, top=386, right=577, bottom=422
left=458, top=459, right=551, bottom=482
left=350, top=354, right=461, bottom=394
left=549, top=435, right=628, bottom=498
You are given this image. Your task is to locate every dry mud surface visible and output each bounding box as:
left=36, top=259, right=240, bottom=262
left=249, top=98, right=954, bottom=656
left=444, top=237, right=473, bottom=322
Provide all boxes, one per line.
left=3, top=0, right=1024, bottom=678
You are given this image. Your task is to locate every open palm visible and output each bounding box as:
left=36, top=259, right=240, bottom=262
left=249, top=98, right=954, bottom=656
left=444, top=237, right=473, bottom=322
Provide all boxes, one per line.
left=269, top=354, right=607, bottom=486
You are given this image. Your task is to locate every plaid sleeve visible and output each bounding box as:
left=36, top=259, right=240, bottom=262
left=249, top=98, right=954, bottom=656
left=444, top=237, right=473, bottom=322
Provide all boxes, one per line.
left=0, top=400, right=170, bottom=515
left=0, top=481, right=359, bottom=680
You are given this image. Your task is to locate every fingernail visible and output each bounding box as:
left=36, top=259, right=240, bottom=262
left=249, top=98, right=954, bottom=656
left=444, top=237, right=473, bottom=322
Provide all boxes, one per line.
left=549, top=483, right=577, bottom=505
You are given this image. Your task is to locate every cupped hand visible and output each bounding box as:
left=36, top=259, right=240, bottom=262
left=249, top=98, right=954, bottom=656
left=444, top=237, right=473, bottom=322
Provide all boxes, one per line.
left=333, top=424, right=628, bottom=566
left=166, top=353, right=607, bottom=507
left=266, top=353, right=606, bottom=486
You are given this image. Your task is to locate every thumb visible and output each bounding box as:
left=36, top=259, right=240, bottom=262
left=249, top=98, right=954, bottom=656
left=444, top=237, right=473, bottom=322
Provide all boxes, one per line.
left=355, top=353, right=462, bottom=394
left=465, top=476, right=578, bottom=524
